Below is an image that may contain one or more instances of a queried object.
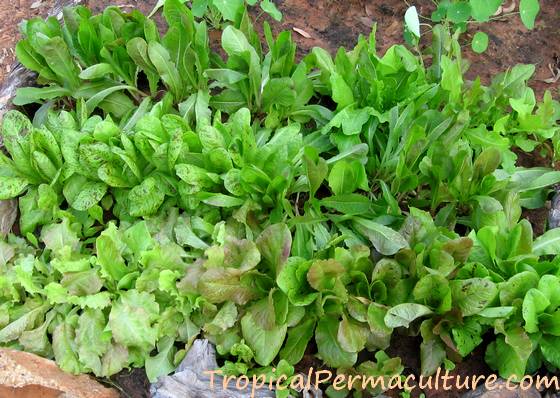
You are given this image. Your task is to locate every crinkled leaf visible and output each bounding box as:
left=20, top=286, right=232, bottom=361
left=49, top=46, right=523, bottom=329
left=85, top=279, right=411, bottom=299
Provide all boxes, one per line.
left=76, top=309, right=110, bottom=375
left=108, top=290, right=159, bottom=351
left=198, top=268, right=258, bottom=305
left=40, top=219, right=80, bottom=254
left=53, top=321, right=82, bottom=374
left=203, top=301, right=238, bottom=335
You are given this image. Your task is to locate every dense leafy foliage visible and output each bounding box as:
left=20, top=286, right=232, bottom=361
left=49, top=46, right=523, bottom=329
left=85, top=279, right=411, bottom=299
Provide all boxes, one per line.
left=1, top=0, right=560, bottom=396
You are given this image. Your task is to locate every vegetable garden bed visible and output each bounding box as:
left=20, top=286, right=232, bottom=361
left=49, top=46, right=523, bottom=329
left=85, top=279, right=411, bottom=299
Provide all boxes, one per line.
left=1, top=1, right=560, bottom=398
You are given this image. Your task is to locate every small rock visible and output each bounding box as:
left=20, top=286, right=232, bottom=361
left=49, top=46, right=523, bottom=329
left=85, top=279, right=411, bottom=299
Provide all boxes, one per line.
left=0, top=349, right=119, bottom=398
left=291, top=373, right=322, bottom=398
left=548, top=190, right=560, bottom=229
left=462, top=379, right=540, bottom=398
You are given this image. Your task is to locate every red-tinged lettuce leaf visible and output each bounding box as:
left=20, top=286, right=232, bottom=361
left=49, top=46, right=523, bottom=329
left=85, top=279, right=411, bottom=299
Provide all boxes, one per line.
left=100, top=344, right=129, bottom=377
left=307, top=259, right=345, bottom=292
left=256, top=223, right=292, bottom=274
left=40, top=218, right=80, bottom=255
left=108, top=290, right=159, bottom=352
left=337, top=315, right=368, bottom=353
left=198, top=267, right=259, bottom=305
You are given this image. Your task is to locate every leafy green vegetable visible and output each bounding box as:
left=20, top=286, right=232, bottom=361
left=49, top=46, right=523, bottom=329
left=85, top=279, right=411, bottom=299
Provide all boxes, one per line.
left=471, top=31, right=489, bottom=53
left=520, top=0, right=540, bottom=29
left=1, top=0, right=559, bottom=386
left=316, top=316, right=357, bottom=368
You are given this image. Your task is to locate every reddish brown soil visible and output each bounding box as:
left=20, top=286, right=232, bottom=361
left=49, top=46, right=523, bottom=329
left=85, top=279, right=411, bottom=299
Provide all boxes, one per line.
left=0, top=1, right=559, bottom=398
left=2, top=0, right=559, bottom=96
left=465, top=0, right=560, bottom=98
left=0, top=0, right=46, bottom=81
left=266, top=0, right=560, bottom=99
left=514, top=148, right=558, bottom=235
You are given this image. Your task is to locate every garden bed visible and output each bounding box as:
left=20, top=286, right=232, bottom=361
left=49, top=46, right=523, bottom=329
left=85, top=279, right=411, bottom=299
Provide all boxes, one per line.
left=2, top=0, right=560, bottom=93
left=1, top=1, right=560, bottom=398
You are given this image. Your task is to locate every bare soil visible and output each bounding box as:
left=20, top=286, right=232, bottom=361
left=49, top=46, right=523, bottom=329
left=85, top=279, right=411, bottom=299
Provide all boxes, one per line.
left=2, top=0, right=560, bottom=94
left=109, top=368, right=151, bottom=398
left=0, top=1, right=559, bottom=397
